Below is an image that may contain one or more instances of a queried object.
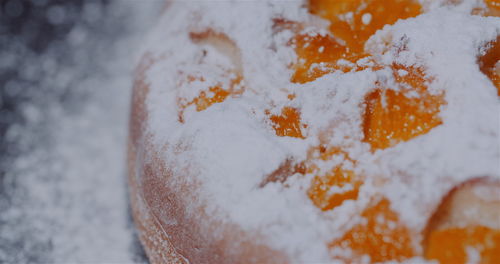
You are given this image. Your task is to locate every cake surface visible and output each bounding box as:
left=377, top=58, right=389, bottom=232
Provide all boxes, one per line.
left=128, top=0, right=500, bottom=263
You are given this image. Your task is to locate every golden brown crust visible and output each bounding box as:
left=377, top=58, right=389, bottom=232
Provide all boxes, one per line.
left=128, top=142, right=187, bottom=264
left=128, top=54, right=187, bottom=263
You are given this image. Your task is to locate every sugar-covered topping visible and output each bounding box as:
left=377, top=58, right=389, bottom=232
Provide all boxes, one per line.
left=138, top=0, right=500, bottom=262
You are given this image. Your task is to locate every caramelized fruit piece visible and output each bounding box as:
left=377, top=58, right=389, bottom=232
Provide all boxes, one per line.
left=308, top=167, right=359, bottom=211
left=269, top=107, right=306, bottom=138
left=329, top=198, right=415, bottom=262
left=426, top=226, right=500, bottom=264
left=291, top=33, right=365, bottom=83
left=363, top=65, right=443, bottom=150
left=310, top=0, right=421, bottom=53
left=479, top=36, right=500, bottom=96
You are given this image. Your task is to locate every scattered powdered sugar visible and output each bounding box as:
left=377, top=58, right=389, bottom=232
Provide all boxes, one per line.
left=362, top=13, right=373, bottom=25
left=139, top=0, right=500, bottom=262
left=473, top=183, right=500, bottom=202
left=0, top=1, right=163, bottom=262
left=466, top=246, right=481, bottom=264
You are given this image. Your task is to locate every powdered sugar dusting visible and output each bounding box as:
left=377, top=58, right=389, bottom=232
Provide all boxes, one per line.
left=0, top=1, right=163, bottom=262
left=139, top=0, right=500, bottom=262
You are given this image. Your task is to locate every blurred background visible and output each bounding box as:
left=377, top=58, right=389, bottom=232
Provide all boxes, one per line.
left=0, top=0, right=162, bottom=262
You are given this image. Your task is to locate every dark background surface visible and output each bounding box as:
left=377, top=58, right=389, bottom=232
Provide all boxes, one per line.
left=0, top=0, right=109, bottom=183
left=0, top=0, right=151, bottom=262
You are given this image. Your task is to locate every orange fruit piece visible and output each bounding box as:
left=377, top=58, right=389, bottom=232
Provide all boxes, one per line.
left=306, top=146, right=360, bottom=211
left=308, top=167, right=359, bottom=211
left=190, top=86, right=230, bottom=112
left=479, top=36, right=500, bottom=96
left=291, top=33, right=365, bottom=83
left=269, top=107, right=306, bottom=138
left=362, top=65, right=444, bottom=150
left=178, top=29, right=244, bottom=122
left=483, top=0, right=500, bottom=16
left=329, top=198, right=415, bottom=262
left=425, top=226, right=500, bottom=264
left=293, top=0, right=421, bottom=83
left=309, top=0, right=421, bottom=54
left=178, top=75, right=243, bottom=122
